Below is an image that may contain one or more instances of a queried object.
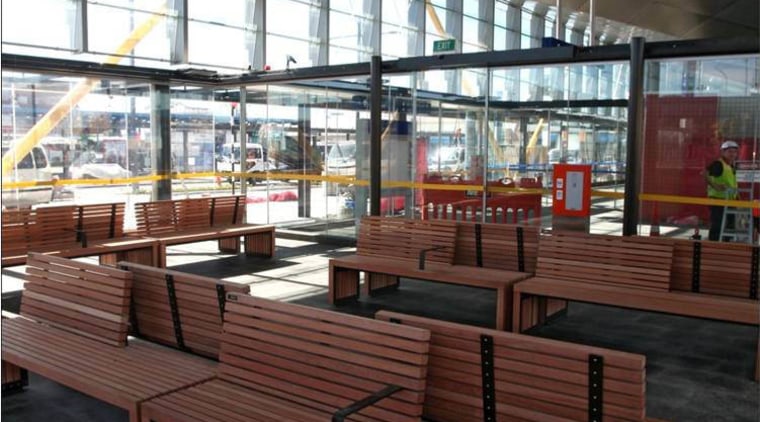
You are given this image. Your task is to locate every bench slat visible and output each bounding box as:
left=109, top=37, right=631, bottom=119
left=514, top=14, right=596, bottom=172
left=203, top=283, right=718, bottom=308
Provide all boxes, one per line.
left=120, top=261, right=249, bottom=359
left=21, top=253, right=132, bottom=346
left=377, top=310, right=647, bottom=422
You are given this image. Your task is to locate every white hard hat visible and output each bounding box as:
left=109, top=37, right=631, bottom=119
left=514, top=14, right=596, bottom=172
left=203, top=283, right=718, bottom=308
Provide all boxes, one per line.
left=721, top=140, right=739, bottom=150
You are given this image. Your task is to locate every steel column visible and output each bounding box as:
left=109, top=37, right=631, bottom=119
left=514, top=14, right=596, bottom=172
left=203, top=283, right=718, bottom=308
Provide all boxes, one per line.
left=370, top=55, right=382, bottom=216
left=623, top=37, right=645, bottom=236
left=151, top=84, right=172, bottom=200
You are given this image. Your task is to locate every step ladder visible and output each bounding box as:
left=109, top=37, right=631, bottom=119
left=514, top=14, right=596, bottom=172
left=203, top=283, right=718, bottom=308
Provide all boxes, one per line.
left=719, top=187, right=754, bottom=243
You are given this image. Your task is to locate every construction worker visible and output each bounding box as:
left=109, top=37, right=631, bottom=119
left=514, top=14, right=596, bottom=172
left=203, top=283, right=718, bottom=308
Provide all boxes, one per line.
left=704, top=140, right=739, bottom=241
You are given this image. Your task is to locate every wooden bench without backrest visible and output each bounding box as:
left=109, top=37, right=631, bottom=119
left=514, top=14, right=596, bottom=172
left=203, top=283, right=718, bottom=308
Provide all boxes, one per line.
left=131, top=196, right=274, bottom=267
left=1, top=253, right=216, bottom=422
left=140, top=293, right=431, bottom=422
left=119, top=261, right=250, bottom=359
left=377, top=310, right=649, bottom=422
left=329, top=217, right=532, bottom=330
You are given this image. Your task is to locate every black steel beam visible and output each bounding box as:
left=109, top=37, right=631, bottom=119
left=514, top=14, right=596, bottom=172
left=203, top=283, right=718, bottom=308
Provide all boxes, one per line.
left=623, top=37, right=645, bottom=236
left=369, top=56, right=382, bottom=216
left=3, top=37, right=757, bottom=88
left=1, top=53, right=210, bottom=85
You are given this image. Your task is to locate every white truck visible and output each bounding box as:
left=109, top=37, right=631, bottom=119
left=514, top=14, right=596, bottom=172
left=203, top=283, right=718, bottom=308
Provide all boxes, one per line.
left=2, top=144, right=57, bottom=208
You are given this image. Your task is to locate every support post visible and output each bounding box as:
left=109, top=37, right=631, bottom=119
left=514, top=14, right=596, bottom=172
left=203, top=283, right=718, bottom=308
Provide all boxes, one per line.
left=370, top=55, right=382, bottom=216
left=151, top=84, right=172, bottom=200
left=623, top=37, right=645, bottom=236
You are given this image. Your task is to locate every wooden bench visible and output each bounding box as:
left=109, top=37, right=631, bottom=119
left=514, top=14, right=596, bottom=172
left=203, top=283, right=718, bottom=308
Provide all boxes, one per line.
left=130, top=196, right=275, bottom=267
left=1, top=203, right=159, bottom=268
left=1, top=253, right=217, bottom=422
left=329, top=217, right=533, bottom=330
left=140, top=293, right=431, bottom=422
left=119, top=262, right=250, bottom=359
left=512, top=233, right=760, bottom=380
left=377, top=310, right=651, bottom=422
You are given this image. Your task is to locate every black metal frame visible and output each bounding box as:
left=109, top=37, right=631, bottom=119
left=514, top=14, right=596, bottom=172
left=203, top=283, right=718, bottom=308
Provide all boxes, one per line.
left=588, top=354, right=604, bottom=422
left=691, top=242, right=702, bottom=293
left=418, top=246, right=448, bottom=270
left=475, top=223, right=484, bottom=267
left=480, top=334, right=497, bottom=422
left=165, top=274, right=187, bottom=350
left=4, top=38, right=755, bottom=87
left=750, top=246, right=759, bottom=300
left=516, top=226, right=525, bottom=272
left=215, top=284, right=226, bottom=323
left=331, top=384, right=402, bottom=422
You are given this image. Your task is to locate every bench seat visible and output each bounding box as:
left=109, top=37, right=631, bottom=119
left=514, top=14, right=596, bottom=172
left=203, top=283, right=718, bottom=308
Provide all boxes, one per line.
left=130, top=196, right=275, bottom=267
left=140, top=293, right=432, bottom=422
left=3, top=317, right=216, bottom=422
left=513, top=233, right=760, bottom=381
left=513, top=277, right=760, bottom=329
left=141, top=378, right=337, bottom=422
left=329, top=217, right=534, bottom=330
left=331, top=255, right=530, bottom=330
left=1, top=204, right=158, bottom=268
left=0, top=253, right=217, bottom=422
left=2, top=237, right=160, bottom=268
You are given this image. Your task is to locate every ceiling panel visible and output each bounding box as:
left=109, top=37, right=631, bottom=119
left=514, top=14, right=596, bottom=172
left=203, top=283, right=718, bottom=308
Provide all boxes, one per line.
left=535, top=0, right=759, bottom=39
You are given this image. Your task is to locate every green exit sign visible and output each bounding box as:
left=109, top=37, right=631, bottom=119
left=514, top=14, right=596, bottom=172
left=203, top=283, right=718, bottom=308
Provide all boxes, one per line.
left=433, top=39, right=456, bottom=53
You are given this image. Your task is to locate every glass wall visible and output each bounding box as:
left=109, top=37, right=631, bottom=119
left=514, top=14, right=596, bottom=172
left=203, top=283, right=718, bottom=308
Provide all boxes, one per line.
left=1, top=0, right=672, bottom=72
left=4, top=54, right=756, bottom=239
left=640, top=56, right=760, bottom=238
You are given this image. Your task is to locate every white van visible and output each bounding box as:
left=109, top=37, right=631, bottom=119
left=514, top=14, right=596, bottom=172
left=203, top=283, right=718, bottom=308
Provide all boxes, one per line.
left=1, top=145, right=55, bottom=208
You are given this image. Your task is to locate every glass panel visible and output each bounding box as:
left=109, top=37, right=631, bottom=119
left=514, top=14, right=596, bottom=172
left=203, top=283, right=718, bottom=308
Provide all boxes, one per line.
left=641, top=56, right=759, bottom=240
left=1, top=71, right=153, bottom=217
left=2, top=0, right=77, bottom=50
left=88, top=3, right=172, bottom=62
left=188, top=0, right=252, bottom=69
left=169, top=87, right=218, bottom=197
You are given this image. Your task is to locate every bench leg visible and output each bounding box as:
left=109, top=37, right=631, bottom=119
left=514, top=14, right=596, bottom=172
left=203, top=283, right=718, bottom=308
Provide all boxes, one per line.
left=244, top=231, right=275, bottom=257
left=545, top=299, right=569, bottom=322
left=1, top=361, right=28, bottom=395
left=363, top=273, right=400, bottom=297
left=99, top=246, right=161, bottom=268
left=512, top=289, right=523, bottom=332
left=495, top=286, right=510, bottom=331
left=329, top=264, right=360, bottom=305
left=513, top=293, right=545, bottom=333
left=219, top=237, right=241, bottom=254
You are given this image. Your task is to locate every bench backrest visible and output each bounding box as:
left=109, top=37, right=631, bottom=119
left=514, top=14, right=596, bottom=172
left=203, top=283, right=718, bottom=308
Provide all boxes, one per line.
left=22, top=252, right=132, bottom=347
left=134, top=200, right=178, bottom=235
left=1, top=209, right=36, bottom=257
left=175, top=197, right=212, bottom=231
left=77, top=202, right=125, bottom=240
left=209, top=195, right=245, bottom=227
left=218, top=294, right=431, bottom=421
left=454, top=222, right=540, bottom=273
left=670, top=238, right=759, bottom=300
left=537, top=233, right=674, bottom=291
left=377, top=310, right=647, bottom=422
left=133, top=195, right=246, bottom=236
left=119, top=262, right=250, bottom=359
left=357, top=216, right=457, bottom=264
